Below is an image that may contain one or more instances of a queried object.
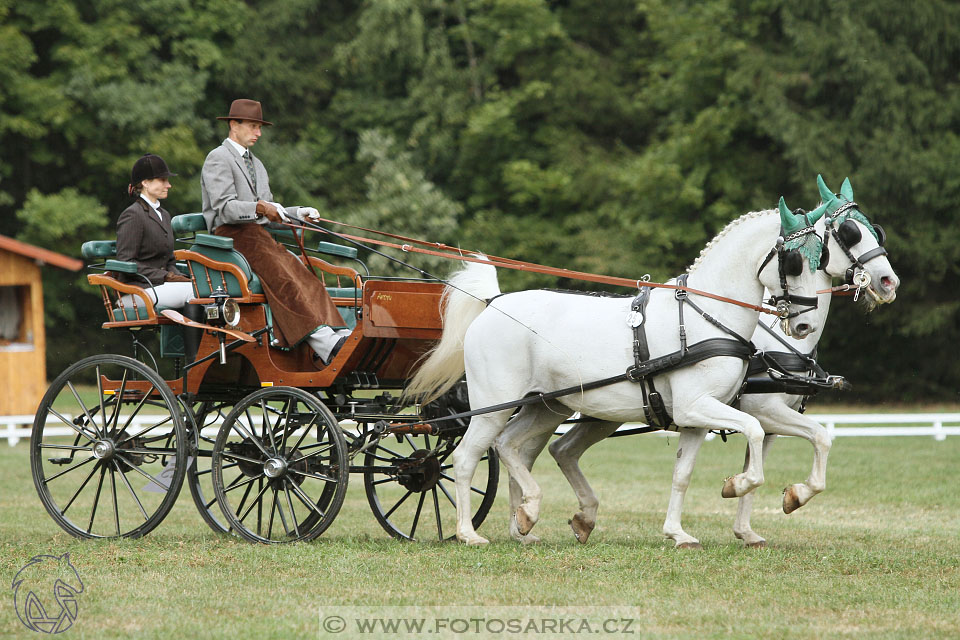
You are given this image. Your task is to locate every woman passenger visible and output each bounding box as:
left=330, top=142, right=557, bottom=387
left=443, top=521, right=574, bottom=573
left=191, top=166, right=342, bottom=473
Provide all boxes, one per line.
left=115, top=154, right=194, bottom=309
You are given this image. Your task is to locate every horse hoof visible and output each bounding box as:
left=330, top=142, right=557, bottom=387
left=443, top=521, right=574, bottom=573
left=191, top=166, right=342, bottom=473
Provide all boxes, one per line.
left=782, top=486, right=802, bottom=514
left=746, top=540, right=767, bottom=549
left=721, top=476, right=738, bottom=498
left=569, top=513, right=595, bottom=544
left=516, top=506, right=535, bottom=536
left=676, top=541, right=702, bottom=550
left=458, top=534, right=490, bottom=546
left=519, top=533, right=541, bottom=546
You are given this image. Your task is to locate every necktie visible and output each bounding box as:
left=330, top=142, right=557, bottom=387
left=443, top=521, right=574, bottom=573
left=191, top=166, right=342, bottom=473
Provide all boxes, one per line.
left=243, top=150, right=258, bottom=193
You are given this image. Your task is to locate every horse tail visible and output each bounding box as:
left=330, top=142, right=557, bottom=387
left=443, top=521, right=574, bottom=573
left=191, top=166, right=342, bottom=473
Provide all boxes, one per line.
left=404, top=258, right=501, bottom=404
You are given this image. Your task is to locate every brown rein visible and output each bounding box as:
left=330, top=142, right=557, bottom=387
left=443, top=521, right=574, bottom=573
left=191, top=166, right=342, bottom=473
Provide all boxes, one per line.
left=283, top=219, right=845, bottom=316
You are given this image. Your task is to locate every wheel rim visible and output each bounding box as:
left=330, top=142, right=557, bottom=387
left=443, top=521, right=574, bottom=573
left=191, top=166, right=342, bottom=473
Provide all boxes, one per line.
left=211, top=387, right=348, bottom=544
left=30, top=355, right=186, bottom=539
left=364, top=432, right=499, bottom=541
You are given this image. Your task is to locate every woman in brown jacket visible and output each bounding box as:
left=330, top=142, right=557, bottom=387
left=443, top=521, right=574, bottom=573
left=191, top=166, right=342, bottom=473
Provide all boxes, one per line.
left=116, top=154, right=194, bottom=309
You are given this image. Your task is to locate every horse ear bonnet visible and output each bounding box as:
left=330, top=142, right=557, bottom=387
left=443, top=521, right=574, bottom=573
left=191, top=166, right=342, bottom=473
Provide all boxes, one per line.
left=783, top=250, right=804, bottom=277
left=838, top=219, right=862, bottom=246
left=872, top=224, right=886, bottom=246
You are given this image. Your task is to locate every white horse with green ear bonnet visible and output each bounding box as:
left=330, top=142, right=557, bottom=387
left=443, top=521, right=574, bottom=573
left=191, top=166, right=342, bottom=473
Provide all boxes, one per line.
left=407, top=199, right=826, bottom=545
left=502, top=175, right=899, bottom=548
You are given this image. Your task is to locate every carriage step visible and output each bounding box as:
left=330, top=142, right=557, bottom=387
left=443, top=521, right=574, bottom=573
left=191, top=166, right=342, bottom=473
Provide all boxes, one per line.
left=48, top=457, right=74, bottom=465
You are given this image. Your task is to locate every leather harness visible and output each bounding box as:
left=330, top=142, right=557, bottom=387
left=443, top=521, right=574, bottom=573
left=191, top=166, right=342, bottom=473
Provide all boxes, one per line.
left=627, top=274, right=755, bottom=429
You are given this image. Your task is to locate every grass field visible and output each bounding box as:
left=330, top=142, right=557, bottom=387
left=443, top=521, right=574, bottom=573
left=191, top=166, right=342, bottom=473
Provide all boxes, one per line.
left=2, top=433, right=958, bottom=639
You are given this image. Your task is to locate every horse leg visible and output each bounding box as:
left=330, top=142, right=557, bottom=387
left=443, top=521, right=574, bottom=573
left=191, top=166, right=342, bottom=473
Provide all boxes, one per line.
left=752, top=401, right=832, bottom=514
left=548, top=420, right=620, bottom=543
left=495, top=407, right=564, bottom=544
left=662, top=428, right=708, bottom=548
left=495, top=408, right=567, bottom=541
left=733, top=434, right=777, bottom=548
left=673, top=397, right=767, bottom=498
left=452, top=409, right=513, bottom=545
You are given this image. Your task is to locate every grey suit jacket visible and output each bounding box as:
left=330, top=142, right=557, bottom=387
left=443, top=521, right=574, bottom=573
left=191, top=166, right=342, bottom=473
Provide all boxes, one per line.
left=200, top=140, right=273, bottom=230
left=115, top=197, right=177, bottom=286
left=201, top=139, right=304, bottom=230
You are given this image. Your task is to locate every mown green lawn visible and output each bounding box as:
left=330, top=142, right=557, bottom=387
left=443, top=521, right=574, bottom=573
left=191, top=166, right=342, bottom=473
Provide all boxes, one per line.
left=2, top=433, right=958, bottom=639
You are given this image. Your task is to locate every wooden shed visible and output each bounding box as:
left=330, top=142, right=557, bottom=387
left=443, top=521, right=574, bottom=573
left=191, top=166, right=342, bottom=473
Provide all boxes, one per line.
left=0, top=235, right=82, bottom=415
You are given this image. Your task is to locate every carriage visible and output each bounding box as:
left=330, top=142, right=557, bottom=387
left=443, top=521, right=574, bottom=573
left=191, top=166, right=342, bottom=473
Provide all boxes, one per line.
left=30, top=213, right=498, bottom=544
left=31, top=176, right=897, bottom=547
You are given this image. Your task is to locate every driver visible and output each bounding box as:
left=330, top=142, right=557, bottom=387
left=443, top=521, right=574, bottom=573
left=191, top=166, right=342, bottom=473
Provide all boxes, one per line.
left=200, top=99, right=347, bottom=364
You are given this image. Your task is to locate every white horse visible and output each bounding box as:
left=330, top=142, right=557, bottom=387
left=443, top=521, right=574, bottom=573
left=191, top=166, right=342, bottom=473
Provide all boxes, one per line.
left=407, top=203, right=826, bottom=545
left=506, top=176, right=900, bottom=548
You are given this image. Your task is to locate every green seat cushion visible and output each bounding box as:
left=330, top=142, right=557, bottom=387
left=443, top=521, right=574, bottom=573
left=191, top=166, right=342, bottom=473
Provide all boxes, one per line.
left=105, top=259, right=137, bottom=274
left=317, top=241, right=357, bottom=259
left=82, top=240, right=117, bottom=259
left=171, top=213, right=207, bottom=234
left=326, top=287, right=360, bottom=298
left=194, top=233, right=234, bottom=250
left=111, top=297, right=172, bottom=322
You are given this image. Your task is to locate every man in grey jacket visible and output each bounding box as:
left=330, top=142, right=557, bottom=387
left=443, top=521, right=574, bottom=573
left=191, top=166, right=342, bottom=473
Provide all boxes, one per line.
left=201, top=99, right=347, bottom=364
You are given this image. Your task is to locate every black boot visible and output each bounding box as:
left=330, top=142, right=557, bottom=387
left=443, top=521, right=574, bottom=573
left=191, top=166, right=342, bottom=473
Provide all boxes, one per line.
left=181, top=304, right=205, bottom=363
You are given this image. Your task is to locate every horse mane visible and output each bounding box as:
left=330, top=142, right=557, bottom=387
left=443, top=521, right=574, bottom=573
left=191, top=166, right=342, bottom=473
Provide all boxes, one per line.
left=686, top=208, right=775, bottom=273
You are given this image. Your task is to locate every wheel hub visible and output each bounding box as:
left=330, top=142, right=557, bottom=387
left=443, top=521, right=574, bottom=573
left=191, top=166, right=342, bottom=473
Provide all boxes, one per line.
left=93, top=440, right=115, bottom=460
left=397, top=450, right=441, bottom=492
left=263, top=457, right=287, bottom=479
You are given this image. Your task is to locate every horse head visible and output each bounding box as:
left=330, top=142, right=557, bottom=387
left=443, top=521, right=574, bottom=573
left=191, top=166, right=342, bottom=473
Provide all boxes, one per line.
left=755, top=199, right=829, bottom=338
left=816, top=174, right=900, bottom=308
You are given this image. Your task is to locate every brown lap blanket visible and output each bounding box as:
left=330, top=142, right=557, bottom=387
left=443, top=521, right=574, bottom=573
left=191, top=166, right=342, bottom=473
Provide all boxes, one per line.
left=215, top=223, right=342, bottom=347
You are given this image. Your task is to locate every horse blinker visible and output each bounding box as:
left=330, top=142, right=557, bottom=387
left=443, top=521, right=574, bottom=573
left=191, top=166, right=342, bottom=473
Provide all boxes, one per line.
left=838, top=220, right=862, bottom=247
left=782, top=250, right=804, bottom=277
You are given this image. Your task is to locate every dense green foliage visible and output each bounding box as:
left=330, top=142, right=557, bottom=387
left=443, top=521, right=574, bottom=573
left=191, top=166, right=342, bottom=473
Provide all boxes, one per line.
left=1, top=0, right=957, bottom=401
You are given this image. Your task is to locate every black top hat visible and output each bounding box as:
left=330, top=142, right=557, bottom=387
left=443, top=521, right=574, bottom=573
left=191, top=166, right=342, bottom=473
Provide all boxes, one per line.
left=131, top=154, right=177, bottom=185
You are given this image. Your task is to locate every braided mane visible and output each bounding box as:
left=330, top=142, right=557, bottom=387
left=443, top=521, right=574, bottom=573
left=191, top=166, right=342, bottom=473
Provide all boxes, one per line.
left=687, top=209, right=775, bottom=273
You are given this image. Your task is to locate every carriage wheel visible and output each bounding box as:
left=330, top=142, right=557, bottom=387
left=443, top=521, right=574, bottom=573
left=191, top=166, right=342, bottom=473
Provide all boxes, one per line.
left=182, top=400, right=231, bottom=534
left=30, top=355, right=186, bottom=539
left=211, top=387, right=349, bottom=543
left=363, top=432, right=499, bottom=541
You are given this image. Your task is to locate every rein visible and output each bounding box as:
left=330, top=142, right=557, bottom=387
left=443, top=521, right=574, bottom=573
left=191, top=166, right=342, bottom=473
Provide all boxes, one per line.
left=282, top=220, right=787, bottom=317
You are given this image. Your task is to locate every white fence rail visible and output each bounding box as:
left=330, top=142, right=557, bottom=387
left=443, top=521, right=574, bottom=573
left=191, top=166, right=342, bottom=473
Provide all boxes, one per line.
left=4, top=412, right=960, bottom=447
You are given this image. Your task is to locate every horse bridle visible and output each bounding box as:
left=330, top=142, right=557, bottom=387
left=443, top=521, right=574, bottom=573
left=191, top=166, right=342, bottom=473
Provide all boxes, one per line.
left=821, top=200, right=888, bottom=296
left=756, top=216, right=820, bottom=321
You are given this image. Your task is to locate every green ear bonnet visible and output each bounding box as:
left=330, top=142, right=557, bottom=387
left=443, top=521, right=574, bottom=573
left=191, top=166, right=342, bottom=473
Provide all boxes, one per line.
left=816, top=175, right=880, bottom=243
left=778, top=196, right=829, bottom=272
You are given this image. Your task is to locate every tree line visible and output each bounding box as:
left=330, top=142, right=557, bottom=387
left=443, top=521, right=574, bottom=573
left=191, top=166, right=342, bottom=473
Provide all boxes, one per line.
left=1, top=0, right=958, bottom=402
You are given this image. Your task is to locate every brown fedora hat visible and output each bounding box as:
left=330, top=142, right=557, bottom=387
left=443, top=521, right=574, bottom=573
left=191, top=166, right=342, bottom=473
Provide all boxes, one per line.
left=216, top=99, right=273, bottom=126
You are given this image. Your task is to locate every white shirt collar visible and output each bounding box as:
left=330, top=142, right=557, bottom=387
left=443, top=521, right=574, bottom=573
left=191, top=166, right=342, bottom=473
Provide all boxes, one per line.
left=140, top=193, right=160, bottom=213
left=225, top=137, right=248, bottom=157
left=139, top=193, right=162, bottom=218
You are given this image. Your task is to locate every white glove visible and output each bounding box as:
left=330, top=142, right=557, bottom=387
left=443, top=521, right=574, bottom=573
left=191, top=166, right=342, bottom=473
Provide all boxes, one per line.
left=297, top=207, right=321, bottom=222
left=268, top=202, right=291, bottom=222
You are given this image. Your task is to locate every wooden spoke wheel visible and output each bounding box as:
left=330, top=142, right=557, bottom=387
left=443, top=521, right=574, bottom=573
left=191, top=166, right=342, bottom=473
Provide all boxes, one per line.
left=30, top=355, right=186, bottom=539
left=363, top=432, right=499, bottom=541
left=211, top=387, right=349, bottom=544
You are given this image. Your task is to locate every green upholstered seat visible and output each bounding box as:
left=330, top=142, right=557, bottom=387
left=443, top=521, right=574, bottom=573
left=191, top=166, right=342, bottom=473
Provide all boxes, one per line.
left=171, top=213, right=207, bottom=235
left=317, top=241, right=358, bottom=260
left=104, top=259, right=137, bottom=274
left=186, top=235, right=263, bottom=296
left=325, top=287, right=361, bottom=299
left=82, top=240, right=117, bottom=259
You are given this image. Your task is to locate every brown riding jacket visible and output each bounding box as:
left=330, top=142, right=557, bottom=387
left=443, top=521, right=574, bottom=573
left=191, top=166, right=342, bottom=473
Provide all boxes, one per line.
left=115, top=197, right=178, bottom=286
